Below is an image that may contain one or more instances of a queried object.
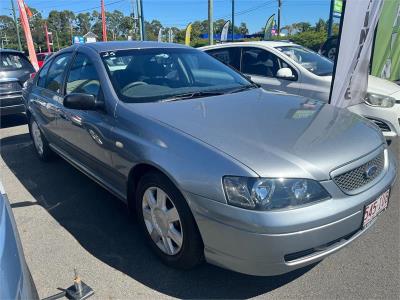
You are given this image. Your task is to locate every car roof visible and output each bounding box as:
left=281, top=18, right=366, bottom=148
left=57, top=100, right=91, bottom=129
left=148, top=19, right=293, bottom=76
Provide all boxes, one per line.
left=200, top=40, right=297, bottom=50
left=60, top=41, right=191, bottom=54
left=0, top=48, right=25, bottom=55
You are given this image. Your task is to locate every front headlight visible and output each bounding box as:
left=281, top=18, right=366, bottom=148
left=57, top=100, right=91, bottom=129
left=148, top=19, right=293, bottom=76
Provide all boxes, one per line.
left=364, top=93, right=395, bottom=108
left=223, top=176, right=330, bottom=210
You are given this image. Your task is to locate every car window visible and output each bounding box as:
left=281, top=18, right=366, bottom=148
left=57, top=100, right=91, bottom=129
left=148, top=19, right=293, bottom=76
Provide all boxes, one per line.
left=45, top=53, right=71, bottom=94
left=101, top=48, right=251, bottom=103
left=0, top=52, right=31, bottom=70
left=241, top=47, right=295, bottom=79
left=205, top=47, right=241, bottom=70
left=66, top=53, right=100, bottom=97
left=276, top=45, right=333, bottom=76
left=37, top=60, right=52, bottom=88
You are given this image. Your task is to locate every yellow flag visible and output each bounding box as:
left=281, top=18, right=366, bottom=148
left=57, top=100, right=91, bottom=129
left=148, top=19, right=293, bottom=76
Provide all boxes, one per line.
left=185, top=23, right=192, bottom=46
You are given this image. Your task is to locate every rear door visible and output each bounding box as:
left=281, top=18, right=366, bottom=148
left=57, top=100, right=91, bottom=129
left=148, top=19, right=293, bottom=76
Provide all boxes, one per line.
left=29, top=53, right=72, bottom=143
left=240, top=47, right=301, bottom=95
left=205, top=47, right=241, bottom=71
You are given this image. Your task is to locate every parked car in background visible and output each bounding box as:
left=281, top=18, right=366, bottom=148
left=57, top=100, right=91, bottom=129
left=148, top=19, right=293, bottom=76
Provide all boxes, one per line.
left=0, top=49, right=35, bottom=116
left=319, top=36, right=337, bottom=61
left=201, top=41, right=400, bottom=140
left=23, top=41, right=396, bottom=276
left=36, top=52, right=52, bottom=68
left=0, top=182, right=39, bottom=299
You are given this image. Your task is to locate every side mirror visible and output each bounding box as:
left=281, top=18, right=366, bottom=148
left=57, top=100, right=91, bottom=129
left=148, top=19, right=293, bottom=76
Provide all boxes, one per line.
left=276, top=67, right=296, bottom=80
left=63, top=93, right=104, bottom=110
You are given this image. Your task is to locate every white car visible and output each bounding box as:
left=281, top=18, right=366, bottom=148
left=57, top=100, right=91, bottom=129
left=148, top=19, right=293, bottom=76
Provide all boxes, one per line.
left=201, top=41, right=400, bottom=141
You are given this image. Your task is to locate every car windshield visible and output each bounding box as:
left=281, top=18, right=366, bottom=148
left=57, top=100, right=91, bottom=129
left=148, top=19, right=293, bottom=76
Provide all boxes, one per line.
left=0, top=52, right=30, bottom=70
left=275, top=45, right=333, bottom=76
left=101, top=48, right=253, bottom=103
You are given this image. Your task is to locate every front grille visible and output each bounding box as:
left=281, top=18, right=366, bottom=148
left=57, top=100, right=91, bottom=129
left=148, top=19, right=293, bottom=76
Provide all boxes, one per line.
left=333, top=151, right=385, bottom=192
left=367, top=118, right=391, bottom=132
left=0, top=81, right=21, bottom=94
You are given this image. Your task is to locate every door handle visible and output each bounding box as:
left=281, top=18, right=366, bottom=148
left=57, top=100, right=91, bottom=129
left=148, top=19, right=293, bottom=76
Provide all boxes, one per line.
left=70, top=115, right=83, bottom=127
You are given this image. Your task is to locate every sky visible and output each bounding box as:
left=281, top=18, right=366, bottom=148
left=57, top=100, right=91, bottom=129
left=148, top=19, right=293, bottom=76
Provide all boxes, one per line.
left=1, top=0, right=331, bottom=33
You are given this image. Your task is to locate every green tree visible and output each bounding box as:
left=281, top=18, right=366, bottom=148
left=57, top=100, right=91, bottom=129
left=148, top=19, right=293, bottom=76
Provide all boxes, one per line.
left=290, top=30, right=327, bottom=51
left=282, top=24, right=294, bottom=36
left=76, top=13, right=91, bottom=35
left=236, top=22, right=249, bottom=35
left=293, top=21, right=312, bottom=33
left=315, top=18, right=327, bottom=32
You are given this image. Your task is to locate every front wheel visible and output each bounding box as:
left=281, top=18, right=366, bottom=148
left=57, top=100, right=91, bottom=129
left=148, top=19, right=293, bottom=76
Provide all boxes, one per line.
left=29, top=118, right=53, bottom=161
left=135, top=171, right=204, bottom=269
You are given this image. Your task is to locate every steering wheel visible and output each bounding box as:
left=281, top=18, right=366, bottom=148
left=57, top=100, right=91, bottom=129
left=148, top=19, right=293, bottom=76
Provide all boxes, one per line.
left=121, top=81, right=148, bottom=94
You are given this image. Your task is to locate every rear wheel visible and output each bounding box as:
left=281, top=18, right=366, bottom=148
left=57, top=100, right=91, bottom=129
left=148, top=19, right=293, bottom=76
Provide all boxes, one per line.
left=136, top=171, right=204, bottom=269
left=29, top=118, right=53, bottom=161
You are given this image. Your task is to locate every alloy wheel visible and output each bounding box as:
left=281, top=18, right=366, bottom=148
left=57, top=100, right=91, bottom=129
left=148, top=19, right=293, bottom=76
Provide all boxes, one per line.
left=142, top=186, right=183, bottom=256
left=31, top=121, right=44, bottom=156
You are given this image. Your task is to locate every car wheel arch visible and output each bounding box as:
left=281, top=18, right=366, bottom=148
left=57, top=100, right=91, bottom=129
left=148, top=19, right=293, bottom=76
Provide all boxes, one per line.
left=127, top=162, right=205, bottom=246
left=127, top=163, right=188, bottom=212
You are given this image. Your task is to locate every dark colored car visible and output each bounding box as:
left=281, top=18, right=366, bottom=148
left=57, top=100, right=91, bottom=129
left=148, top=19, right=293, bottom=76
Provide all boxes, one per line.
left=0, top=182, right=39, bottom=299
left=0, top=49, right=35, bottom=116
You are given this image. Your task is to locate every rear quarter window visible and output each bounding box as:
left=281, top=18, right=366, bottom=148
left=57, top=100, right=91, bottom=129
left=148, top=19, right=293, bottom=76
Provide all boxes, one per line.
left=206, top=47, right=241, bottom=71
left=36, top=61, right=52, bottom=88
left=0, top=52, right=31, bottom=71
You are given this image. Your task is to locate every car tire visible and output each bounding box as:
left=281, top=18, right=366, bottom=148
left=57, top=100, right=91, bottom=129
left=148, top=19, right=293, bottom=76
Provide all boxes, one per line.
left=135, top=171, right=204, bottom=269
left=29, top=118, right=53, bottom=161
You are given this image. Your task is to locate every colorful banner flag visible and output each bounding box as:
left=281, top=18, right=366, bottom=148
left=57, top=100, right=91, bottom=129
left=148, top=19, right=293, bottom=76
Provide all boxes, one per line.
left=101, top=0, right=107, bottom=41
left=371, top=0, right=400, bottom=81
left=158, top=28, right=163, bottom=42
left=44, top=22, right=52, bottom=53
left=17, top=0, right=38, bottom=70
left=330, top=0, right=384, bottom=108
left=168, top=28, right=173, bottom=43
left=185, top=23, right=192, bottom=46
left=263, top=14, right=275, bottom=40
left=24, top=2, right=33, bottom=18
left=334, top=0, right=343, bottom=17
left=220, top=20, right=230, bottom=42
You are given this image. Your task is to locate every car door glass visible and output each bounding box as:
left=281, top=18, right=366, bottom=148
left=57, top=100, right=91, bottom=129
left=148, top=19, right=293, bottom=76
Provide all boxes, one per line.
left=66, top=53, right=100, bottom=97
left=242, top=47, right=283, bottom=77
left=45, top=53, right=71, bottom=94
left=206, top=47, right=241, bottom=70
left=37, top=61, right=52, bottom=88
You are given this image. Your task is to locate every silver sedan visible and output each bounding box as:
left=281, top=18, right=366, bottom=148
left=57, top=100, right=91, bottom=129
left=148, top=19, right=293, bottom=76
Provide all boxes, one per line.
left=24, top=42, right=396, bottom=276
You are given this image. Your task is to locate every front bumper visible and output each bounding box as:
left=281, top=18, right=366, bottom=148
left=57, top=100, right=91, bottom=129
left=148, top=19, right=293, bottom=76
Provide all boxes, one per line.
left=186, top=148, right=397, bottom=276
left=0, top=93, right=25, bottom=116
left=348, top=103, right=400, bottom=140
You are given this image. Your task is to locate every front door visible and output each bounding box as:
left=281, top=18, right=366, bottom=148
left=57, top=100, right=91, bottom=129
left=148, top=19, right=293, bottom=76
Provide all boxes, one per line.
left=59, top=52, right=117, bottom=187
left=240, top=47, right=300, bottom=95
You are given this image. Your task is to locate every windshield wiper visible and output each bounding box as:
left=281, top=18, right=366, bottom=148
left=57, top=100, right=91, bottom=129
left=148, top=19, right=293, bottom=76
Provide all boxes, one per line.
left=162, top=90, right=226, bottom=102
left=228, top=84, right=259, bottom=94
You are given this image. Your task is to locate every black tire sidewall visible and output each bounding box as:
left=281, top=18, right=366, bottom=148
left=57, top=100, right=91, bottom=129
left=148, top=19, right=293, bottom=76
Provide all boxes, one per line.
left=135, top=171, right=203, bottom=269
left=29, top=117, right=52, bottom=161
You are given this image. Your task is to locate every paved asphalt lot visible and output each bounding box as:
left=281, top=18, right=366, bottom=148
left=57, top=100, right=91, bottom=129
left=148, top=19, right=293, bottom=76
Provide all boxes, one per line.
left=0, top=114, right=399, bottom=299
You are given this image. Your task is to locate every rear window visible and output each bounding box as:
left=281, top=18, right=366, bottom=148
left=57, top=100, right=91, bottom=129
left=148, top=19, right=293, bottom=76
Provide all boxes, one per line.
left=0, top=52, right=31, bottom=70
